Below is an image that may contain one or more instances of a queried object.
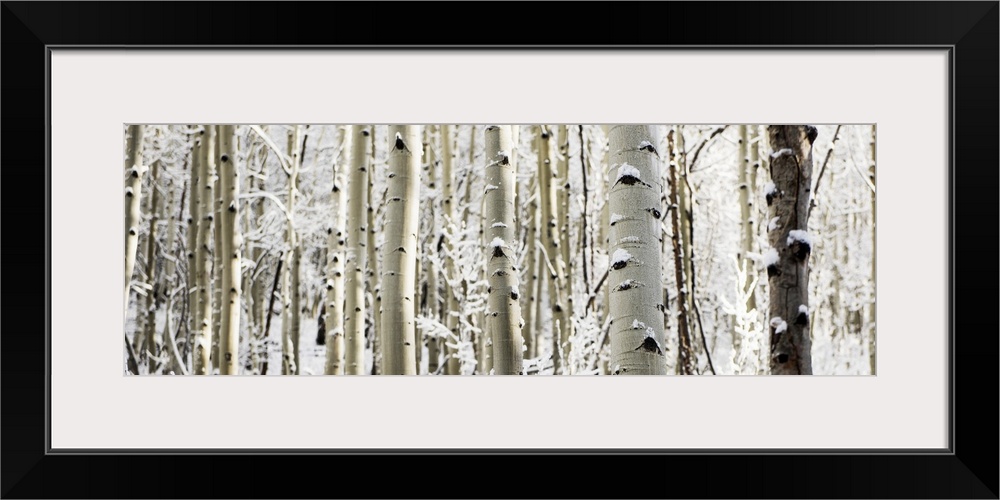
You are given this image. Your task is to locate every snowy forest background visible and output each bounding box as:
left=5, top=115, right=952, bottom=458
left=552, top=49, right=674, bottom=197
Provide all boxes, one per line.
left=124, top=124, right=876, bottom=376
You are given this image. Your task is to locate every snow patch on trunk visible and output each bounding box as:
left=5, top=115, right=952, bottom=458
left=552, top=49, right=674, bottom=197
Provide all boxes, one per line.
left=763, top=247, right=779, bottom=267
left=770, top=317, right=787, bottom=334
left=787, top=229, right=812, bottom=247
left=611, top=248, right=632, bottom=267
left=616, top=162, right=641, bottom=181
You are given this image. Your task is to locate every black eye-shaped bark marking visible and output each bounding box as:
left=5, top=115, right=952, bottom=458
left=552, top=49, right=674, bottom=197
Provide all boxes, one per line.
left=635, top=337, right=664, bottom=356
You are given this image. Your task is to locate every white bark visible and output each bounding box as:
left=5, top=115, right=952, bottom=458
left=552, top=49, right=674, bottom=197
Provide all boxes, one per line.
left=124, top=125, right=146, bottom=314
left=344, top=126, right=371, bottom=375
left=193, top=127, right=215, bottom=374
left=537, top=126, right=569, bottom=373
left=380, top=126, right=420, bottom=375
left=324, top=128, right=348, bottom=375
left=556, top=125, right=574, bottom=368
left=185, top=137, right=201, bottom=368
left=218, top=125, right=242, bottom=375
left=607, top=125, right=667, bottom=375
left=484, top=126, right=523, bottom=374
left=441, top=125, right=461, bottom=376
left=283, top=125, right=302, bottom=375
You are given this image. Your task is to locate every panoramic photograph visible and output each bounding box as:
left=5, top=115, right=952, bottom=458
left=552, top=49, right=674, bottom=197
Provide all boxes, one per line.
left=124, top=124, right=876, bottom=376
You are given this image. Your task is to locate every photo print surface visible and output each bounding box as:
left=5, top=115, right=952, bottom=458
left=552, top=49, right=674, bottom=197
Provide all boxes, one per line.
left=123, top=124, right=875, bottom=375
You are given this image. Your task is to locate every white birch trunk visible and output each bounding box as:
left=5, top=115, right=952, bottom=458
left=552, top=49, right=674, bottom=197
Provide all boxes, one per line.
left=218, top=125, right=241, bottom=374
left=607, top=125, right=667, bottom=375
left=537, top=126, right=569, bottom=373
left=324, top=128, right=348, bottom=375
left=193, top=127, right=215, bottom=374
left=484, top=125, right=523, bottom=374
left=185, top=137, right=201, bottom=367
left=125, top=125, right=146, bottom=314
left=556, top=125, right=574, bottom=369
left=345, top=126, right=371, bottom=375
left=441, top=125, right=461, bottom=376
left=380, top=126, right=420, bottom=375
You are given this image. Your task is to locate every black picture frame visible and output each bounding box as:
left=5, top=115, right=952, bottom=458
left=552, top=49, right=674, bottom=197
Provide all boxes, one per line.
left=2, top=2, right=996, bottom=498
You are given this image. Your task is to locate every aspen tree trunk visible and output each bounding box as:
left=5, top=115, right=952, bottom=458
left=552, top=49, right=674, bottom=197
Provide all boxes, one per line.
left=484, top=125, right=523, bottom=375
left=556, top=125, right=574, bottom=368
left=414, top=245, right=423, bottom=373
left=425, top=126, right=440, bottom=374
left=735, top=125, right=756, bottom=352
left=185, top=135, right=202, bottom=367
left=380, top=125, right=420, bottom=375
left=868, top=125, right=876, bottom=375
left=125, top=125, right=146, bottom=314
left=323, top=129, right=348, bottom=375
left=441, top=125, right=461, bottom=376
left=217, top=125, right=242, bottom=375
left=607, top=125, right=667, bottom=375
left=667, top=130, right=696, bottom=375
left=139, top=160, right=162, bottom=370
left=737, top=125, right=756, bottom=304
left=194, top=127, right=215, bottom=375
left=537, top=126, right=569, bottom=373
left=766, top=125, right=816, bottom=375
left=522, top=165, right=539, bottom=360
left=212, top=127, right=223, bottom=372
left=344, top=126, right=371, bottom=375
left=282, top=126, right=302, bottom=375
left=368, top=130, right=380, bottom=375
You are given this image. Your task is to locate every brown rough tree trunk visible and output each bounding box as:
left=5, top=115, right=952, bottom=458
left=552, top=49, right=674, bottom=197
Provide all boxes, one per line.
left=765, top=125, right=816, bottom=375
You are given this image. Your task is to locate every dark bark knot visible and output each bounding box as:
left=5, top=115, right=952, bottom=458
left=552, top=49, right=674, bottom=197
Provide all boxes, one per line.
left=646, top=207, right=662, bottom=219
left=795, top=310, right=809, bottom=326
left=614, top=280, right=643, bottom=292
left=500, top=155, right=510, bottom=166
left=767, top=264, right=780, bottom=278
left=639, top=144, right=658, bottom=155
left=636, top=337, right=664, bottom=356
left=611, top=259, right=628, bottom=271
left=510, top=290, right=519, bottom=300
left=394, top=136, right=407, bottom=151
left=804, top=126, right=819, bottom=145
left=492, top=246, right=506, bottom=258
left=790, top=241, right=811, bottom=261
left=776, top=353, right=789, bottom=364
left=615, top=175, right=650, bottom=188
left=221, top=155, right=229, bottom=163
